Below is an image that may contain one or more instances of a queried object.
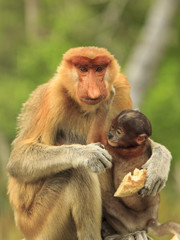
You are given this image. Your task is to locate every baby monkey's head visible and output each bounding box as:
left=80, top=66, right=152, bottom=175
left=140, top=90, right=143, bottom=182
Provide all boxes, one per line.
left=107, top=110, right=152, bottom=148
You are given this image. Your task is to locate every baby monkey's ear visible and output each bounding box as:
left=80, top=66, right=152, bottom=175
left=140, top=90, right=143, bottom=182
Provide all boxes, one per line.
left=136, top=134, right=147, bottom=145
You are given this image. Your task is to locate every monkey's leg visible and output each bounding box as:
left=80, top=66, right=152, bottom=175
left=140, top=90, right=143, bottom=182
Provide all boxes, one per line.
left=103, top=192, right=138, bottom=228
left=70, top=168, right=102, bottom=240
left=148, top=219, right=180, bottom=238
left=15, top=171, right=78, bottom=240
left=102, top=193, right=153, bottom=240
left=102, top=212, right=152, bottom=240
left=15, top=168, right=102, bottom=240
left=101, top=218, right=117, bottom=238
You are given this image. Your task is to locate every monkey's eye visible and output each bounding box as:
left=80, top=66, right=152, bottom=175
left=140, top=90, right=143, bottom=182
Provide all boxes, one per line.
left=116, top=129, right=122, bottom=136
left=80, top=66, right=88, bottom=72
left=111, top=126, right=115, bottom=130
left=96, top=66, right=104, bottom=72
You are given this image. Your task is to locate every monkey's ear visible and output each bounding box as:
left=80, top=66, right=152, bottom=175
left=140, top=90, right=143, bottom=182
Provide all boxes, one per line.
left=136, top=134, right=147, bottom=145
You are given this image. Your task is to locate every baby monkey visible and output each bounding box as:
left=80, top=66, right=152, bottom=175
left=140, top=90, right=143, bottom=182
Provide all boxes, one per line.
left=107, top=109, right=152, bottom=192
left=88, top=108, right=180, bottom=239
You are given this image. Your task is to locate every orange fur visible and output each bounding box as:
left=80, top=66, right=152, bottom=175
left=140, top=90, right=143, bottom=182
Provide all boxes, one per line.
left=22, top=47, right=131, bottom=146
left=8, top=47, right=132, bottom=240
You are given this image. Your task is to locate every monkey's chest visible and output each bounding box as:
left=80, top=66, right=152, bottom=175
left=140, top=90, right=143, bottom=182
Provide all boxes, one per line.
left=113, top=155, right=147, bottom=191
left=56, top=114, right=94, bottom=145
left=56, top=128, right=87, bottom=145
left=119, top=194, right=154, bottom=212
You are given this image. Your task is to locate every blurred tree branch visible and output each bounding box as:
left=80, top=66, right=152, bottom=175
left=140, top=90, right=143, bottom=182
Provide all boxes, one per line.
left=25, top=0, right=39, bottom=42
left=95, top=0, right=129, bottom=46
left=125, top=0, right=179, bottom=108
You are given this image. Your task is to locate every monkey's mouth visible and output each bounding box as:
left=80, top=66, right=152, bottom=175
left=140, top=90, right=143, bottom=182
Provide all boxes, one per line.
left=81, top=97, right=103, bottom=105
left=107, top=139, right=119, bottom=147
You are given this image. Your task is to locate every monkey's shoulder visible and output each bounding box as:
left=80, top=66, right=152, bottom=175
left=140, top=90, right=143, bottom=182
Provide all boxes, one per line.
left=17, top=84, right=49, bottom=125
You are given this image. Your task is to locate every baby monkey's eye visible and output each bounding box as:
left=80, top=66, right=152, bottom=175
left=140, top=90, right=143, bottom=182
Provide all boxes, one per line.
left=116, top=129, right=122, bottom=135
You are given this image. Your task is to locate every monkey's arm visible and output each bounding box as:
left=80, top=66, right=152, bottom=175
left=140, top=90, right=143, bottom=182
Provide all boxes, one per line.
left=139, top=140, right=172, bottom=196
left=7, top=142, right=112, bottom=182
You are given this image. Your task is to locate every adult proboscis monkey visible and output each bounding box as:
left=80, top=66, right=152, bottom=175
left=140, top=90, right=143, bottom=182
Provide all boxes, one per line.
left=7, top=47, right=172, bottom=240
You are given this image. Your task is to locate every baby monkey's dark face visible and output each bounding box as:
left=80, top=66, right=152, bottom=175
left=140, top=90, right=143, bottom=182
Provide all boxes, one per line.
left=107, top=117, right=131, bottom=148
left=107, top=110, right=152, bottom=148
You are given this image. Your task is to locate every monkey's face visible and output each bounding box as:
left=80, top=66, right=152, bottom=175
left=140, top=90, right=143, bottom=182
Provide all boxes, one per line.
left=71, top=56, right=112, bottom=106
left=107, top=122, right=139, bottom=148
left=107, top=110, right=152, bottom=148
left=61, top=47, right=120, bottom=110
left=76, top=66, right=109, bottom=105
left=107, top=117, right=126, bottom=147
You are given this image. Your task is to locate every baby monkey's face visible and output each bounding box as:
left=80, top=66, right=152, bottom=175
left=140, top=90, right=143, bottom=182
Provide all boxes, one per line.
left=106, top=110, right=151, bottom=148
left=107, top=126, right=124, bottom=147
left=107, top=117, right=127, bottom=147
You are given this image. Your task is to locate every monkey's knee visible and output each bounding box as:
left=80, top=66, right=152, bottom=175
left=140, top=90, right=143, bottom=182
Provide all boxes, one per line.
left=14, top=169, right=102, bottom=240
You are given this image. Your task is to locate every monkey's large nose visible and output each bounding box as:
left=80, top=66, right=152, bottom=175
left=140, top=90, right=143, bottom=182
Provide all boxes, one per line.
left=87, top=86, right=101, bottom=100
left=106, top=133, right=113, bottom=140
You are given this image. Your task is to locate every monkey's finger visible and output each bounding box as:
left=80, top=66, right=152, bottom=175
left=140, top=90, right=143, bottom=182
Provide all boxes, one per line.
left=134, top=234, right=144, bottom=240
left=95, top=142, right=105, bottom=149
left=133, top=231, right=148, bottom=240
left=100, top=148, right=113, bottom=162
left=146, top=177, right=160, bottom=196
left=93, top=143, right=112, bottom=161
left=138, top=187, right=149, bottom=197
left=126, top=235, right=135, bottom=240
left=141, top=231, right=151, bottom=240
left=99, top=154, right=112, bottom=168
left=139, top=173, right=161, bottom=196
left=96, top=143, right=105, bottom=149
left=87, top=156, right=110, bottom=173
left=105, top=234, right=125, bottom=240
left=88, top=160, right=106, bottom=173
left=102, top=151, right=113, bottom=161
left=86, top=154, right=112, bottom=173
left=149, top=180, right=161, bottom=196
left=121, top=234, right=135, bottom=240
left=147, top=236, right=153, bottom=240
left=91, top=143, right=113, bottom=162
left=157, top=181, right=165, bottom=193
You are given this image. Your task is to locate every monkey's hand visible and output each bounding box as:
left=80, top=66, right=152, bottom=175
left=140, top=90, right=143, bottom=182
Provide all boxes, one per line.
left=139, top=140, right=172, bottom=197
left=104, top=231, right=152, bottom=240
left=76, top=143, right=112, bottom=173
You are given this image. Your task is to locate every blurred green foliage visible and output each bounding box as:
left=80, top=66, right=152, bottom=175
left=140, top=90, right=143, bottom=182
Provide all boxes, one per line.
left=0, top=0, right=180, bottom=239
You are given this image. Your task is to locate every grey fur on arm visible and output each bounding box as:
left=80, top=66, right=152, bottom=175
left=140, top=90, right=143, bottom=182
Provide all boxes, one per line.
left=7, top=143, right=112, bottom=183
left=139, top=140, right=172, bottom=196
